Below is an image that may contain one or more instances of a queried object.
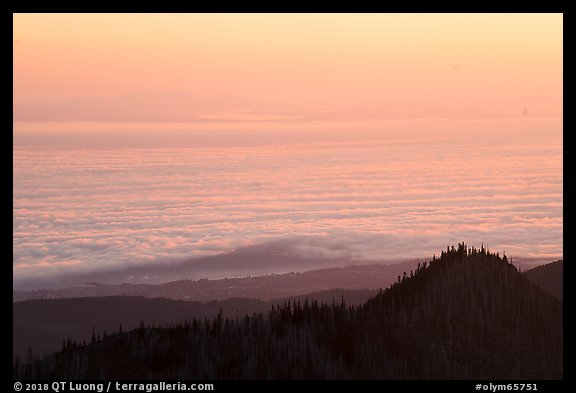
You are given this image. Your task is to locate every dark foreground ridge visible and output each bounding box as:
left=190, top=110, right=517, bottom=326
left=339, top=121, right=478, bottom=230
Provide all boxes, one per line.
left=13, top=289, right=376, bottom=360
left=14, top=244, right=562, bottom=380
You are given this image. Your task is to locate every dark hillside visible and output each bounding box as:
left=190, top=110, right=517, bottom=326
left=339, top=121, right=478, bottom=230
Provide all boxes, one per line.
left=13, top=289, right=375, bottom=360
left=16, top=244, right=562, bottom=380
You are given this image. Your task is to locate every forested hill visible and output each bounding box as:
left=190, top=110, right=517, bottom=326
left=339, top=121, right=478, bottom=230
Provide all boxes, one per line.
left=16, top=244, right=562, bottom=380
left=13, top=289, right=376, bottom=360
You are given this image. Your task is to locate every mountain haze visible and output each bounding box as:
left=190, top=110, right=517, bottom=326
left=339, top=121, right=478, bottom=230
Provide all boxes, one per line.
left=14, top=261, right=416, bottom=302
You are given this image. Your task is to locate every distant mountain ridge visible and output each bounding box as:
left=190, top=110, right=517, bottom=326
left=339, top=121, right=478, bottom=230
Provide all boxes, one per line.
left=13, top=261, right=418, bottom=302
left=16, top=244, right=562, bottom=379
left=523, top=260, right=563, bottom=301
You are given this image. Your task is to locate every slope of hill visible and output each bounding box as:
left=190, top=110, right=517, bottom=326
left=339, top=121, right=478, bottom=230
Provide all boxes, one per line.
left=13, top=289, right=375, bottom=361
left=523, top=260, right=563, bottom=301
left=16, top=244, right=562, bottom=379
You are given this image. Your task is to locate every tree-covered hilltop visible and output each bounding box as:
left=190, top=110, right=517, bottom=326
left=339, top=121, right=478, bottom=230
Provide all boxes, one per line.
left=15, top=244, right=562, bottom=380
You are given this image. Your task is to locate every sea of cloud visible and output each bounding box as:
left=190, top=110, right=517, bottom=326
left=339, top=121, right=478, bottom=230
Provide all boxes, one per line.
left=13, top=132, right=562, bottom=288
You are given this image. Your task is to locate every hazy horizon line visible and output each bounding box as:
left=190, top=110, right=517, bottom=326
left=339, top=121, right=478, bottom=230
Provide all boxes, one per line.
left=13, top=241, right=562, bottom=292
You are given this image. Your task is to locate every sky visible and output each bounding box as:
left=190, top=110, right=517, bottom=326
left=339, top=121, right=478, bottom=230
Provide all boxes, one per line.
left=13, top=14, right=563, bottom=289
left=14, top=13, right=562, bottom=125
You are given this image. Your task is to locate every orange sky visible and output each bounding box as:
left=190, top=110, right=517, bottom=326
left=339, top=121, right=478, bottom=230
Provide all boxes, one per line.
left=13, top=13, right=562, bottom=123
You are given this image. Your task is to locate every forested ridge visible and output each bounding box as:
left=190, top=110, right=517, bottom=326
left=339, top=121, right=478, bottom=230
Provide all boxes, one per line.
left=13, top=289, right=376, bottom=360
left=15, top=244, right=562, bottom=380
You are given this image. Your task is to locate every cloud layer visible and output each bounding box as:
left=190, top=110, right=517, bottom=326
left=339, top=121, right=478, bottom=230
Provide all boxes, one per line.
left=13, top=132, right=562, bottom=289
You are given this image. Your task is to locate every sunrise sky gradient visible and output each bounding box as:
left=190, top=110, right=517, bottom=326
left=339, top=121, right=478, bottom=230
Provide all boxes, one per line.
left=14, top=13, right=562, bottom=123
left=13, top=14, right=562, bottom=289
